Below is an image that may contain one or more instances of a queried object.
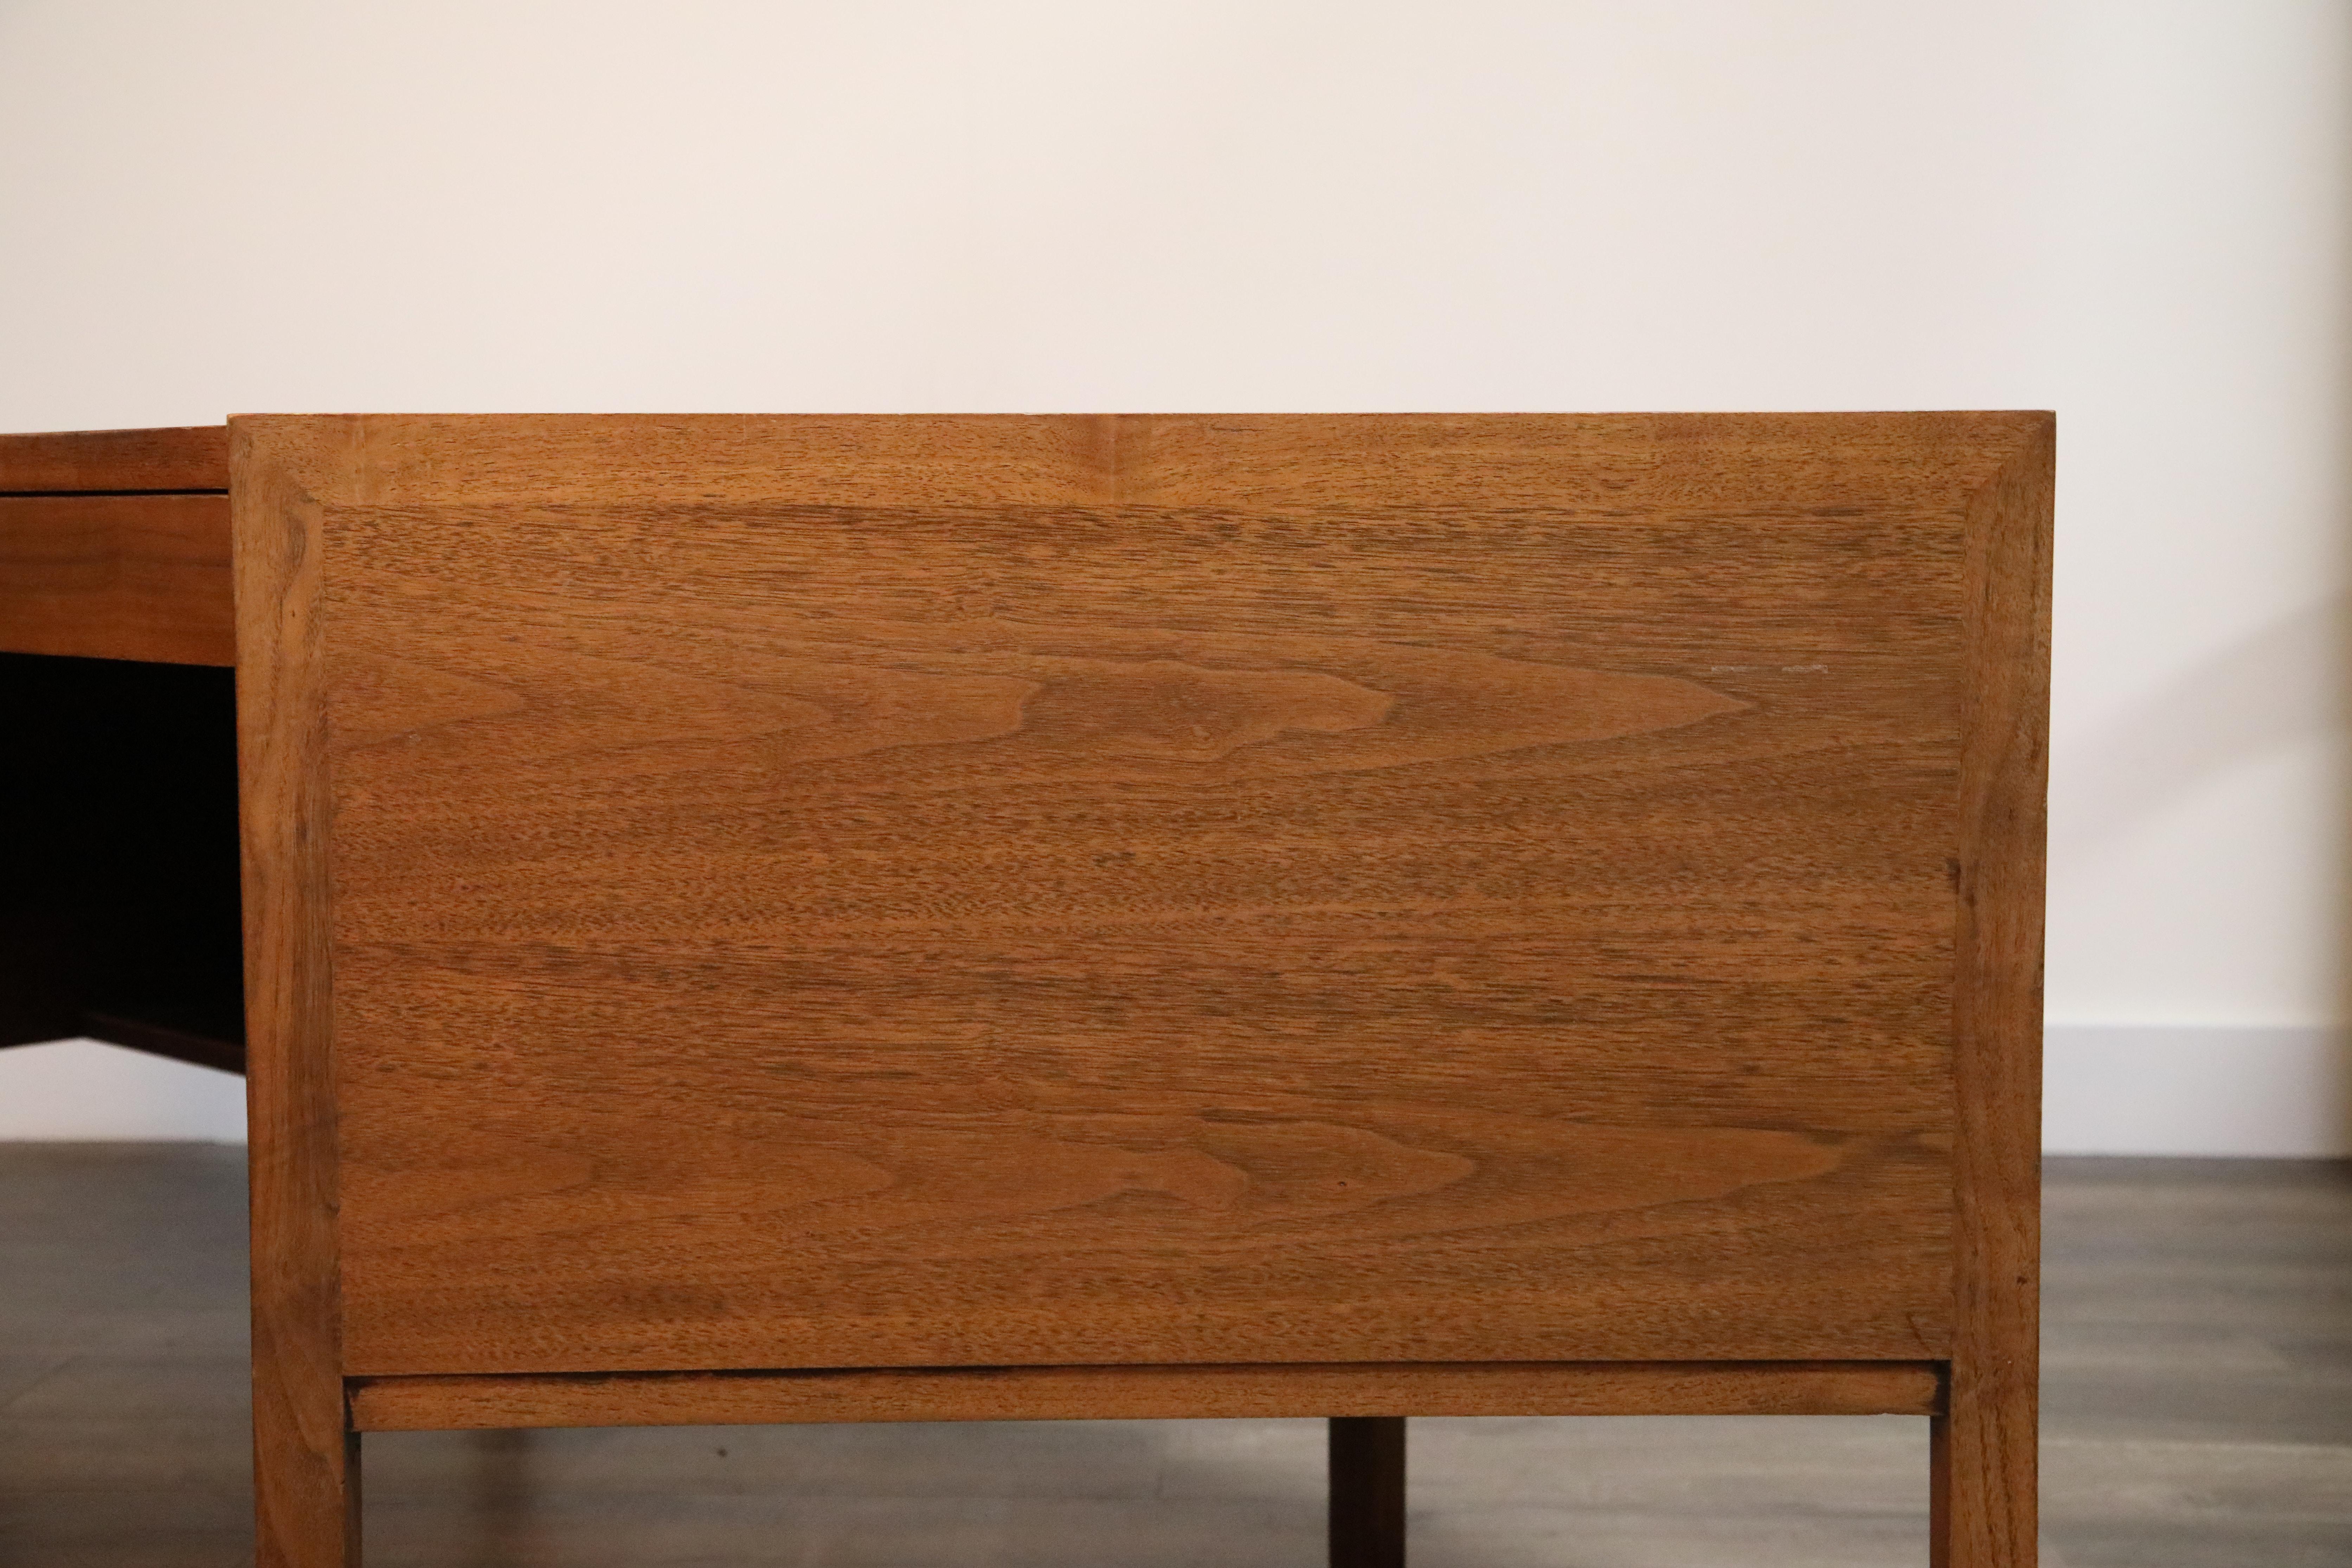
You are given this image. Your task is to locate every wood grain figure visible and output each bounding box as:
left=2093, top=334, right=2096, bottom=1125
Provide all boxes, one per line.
left=235, top=422, right=358, bottom=1566
left=0, top=495, right=234, bottom=664
left=1944, top=414, right=2054, bottom=1564
left=0, top=423, right=229, bottom=493
left=347, top=1358, right=1943, bottom=1432
left=219, top=411, right=2054, bottom=1566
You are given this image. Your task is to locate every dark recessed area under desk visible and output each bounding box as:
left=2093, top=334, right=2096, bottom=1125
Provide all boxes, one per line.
left=0, top=650, right=244, bottom=1073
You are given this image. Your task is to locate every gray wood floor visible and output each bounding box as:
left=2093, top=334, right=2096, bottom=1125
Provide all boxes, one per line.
left=1, top=1146, right=2345, bottom=1566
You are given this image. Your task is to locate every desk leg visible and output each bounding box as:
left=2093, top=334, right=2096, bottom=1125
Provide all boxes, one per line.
left=253, top=1409, right=359, bottom=1567
left=1329, top=1415, right=1405, bottom=1568
left=1931, top=1389, right=2037, bottom=1566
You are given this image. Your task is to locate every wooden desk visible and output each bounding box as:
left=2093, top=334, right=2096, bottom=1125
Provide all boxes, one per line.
left=0, top=414, right=2050, bottom=1568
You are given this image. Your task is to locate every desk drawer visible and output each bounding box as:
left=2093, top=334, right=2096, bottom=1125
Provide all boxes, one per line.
left=0, top=494, right=234, bottom=666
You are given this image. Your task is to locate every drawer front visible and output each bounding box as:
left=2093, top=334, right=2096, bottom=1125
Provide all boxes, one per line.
left=0, top=495, right=233, bottom=666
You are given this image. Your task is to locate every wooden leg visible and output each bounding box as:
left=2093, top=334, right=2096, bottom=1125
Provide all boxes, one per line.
left=252, top=1373, right=360, bottom=1566
left=1329, top=1415, right=1406, bottom=1568
left=250, top=1113, right=360, bottom=1564
left=1931, top=1374, right=2036, bottom=1567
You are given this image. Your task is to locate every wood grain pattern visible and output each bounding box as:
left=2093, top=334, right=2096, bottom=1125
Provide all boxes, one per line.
left=345, top=1360, right=1945, bottom=1431
left=1941, top=414, right=2054, bottom=1567
left=216, top=411, right=2023, bottom=512
left=221, top=411, right=2048, bottom=1382
left=234, top=424, right=358, bottom=1566
left=0, top=424, right=229, bottom=493
left=0, top=495, right=234, bottom=664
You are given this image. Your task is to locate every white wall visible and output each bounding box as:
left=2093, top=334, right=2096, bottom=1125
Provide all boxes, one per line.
left=1, top=1, right=2345, bottom=1151
left=0, top=1042, right=245, bottom=1142
left=2040, top=0, right=2352, bottom=1154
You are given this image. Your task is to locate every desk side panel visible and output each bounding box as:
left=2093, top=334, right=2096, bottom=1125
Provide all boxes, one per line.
left=275, top=413, right=2029, bottom=1377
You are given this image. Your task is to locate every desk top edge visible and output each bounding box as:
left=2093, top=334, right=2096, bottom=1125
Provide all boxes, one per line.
left=0, top=411, right=2053, bottom=499
left=0, top=425, right=229, bottom=493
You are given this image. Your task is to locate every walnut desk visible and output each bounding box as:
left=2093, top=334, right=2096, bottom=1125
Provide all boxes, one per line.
left=0, top=414, right=2050, bottom=1568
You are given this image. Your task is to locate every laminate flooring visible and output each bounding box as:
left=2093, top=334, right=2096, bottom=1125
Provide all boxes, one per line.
left=0, top=1145, right=2344, bottom=1566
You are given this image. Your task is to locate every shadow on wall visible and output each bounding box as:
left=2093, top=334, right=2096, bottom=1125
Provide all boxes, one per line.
left=2058, top=592, right=2350, bottom=851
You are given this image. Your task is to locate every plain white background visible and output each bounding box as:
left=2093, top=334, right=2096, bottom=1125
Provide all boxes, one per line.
left=1, top=0, right=2345, bottom=1149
